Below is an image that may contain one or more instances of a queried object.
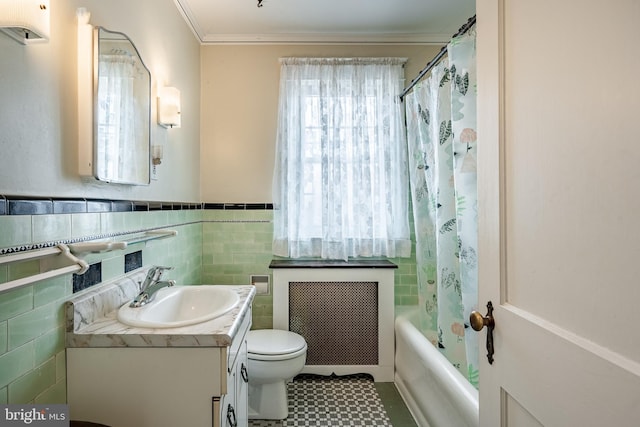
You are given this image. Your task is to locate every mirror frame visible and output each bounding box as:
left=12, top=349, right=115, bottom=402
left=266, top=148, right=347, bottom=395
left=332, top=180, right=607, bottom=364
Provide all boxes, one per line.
left=92, top=26, right=151, bottom=185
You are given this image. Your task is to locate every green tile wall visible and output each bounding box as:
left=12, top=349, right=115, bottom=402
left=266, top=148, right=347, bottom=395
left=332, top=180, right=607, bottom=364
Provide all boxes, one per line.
left=201, top=210, right=419, bottom=330
left=0, top=206, right=418, bottom=405
left=0, top=209, right=202, bottom=405
left=202, top=210, right=274, bottom=329
left=392, top=205, right=419, bottom=306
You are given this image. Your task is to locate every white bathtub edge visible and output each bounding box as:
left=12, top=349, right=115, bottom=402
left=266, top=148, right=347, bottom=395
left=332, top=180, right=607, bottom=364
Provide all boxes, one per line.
left=394, top=307, right=479, bottom=427
left=395, top=369, right=432, bottom=427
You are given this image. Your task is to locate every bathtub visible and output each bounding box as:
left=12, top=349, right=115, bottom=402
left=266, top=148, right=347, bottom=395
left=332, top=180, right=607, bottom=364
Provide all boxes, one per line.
left=395, top=307, right=479, bottom=427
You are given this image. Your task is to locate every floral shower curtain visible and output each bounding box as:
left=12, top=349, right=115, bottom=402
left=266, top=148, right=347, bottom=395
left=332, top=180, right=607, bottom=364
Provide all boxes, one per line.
left=405, top=33, right=479, bottom=387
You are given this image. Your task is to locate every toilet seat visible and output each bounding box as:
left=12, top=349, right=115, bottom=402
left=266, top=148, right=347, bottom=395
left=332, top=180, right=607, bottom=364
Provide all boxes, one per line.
left=247, top=330, right=307, bottom=361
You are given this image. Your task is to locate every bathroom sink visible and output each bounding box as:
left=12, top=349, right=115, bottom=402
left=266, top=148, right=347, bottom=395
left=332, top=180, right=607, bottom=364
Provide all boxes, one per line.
left=117, top=285, right=240, bottom=328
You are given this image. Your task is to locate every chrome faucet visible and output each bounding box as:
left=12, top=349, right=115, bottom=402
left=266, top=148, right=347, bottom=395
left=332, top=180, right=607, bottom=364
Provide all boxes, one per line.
left=130, top=266, right=175, bottom=308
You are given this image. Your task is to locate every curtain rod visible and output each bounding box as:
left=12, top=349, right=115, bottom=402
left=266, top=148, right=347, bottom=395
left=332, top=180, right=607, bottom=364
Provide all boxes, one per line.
left=399, top=15, right=476, bottom=102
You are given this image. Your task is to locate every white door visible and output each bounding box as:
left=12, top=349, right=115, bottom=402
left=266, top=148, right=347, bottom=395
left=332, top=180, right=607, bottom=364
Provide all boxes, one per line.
left=476, top=0, right=640, bottom=425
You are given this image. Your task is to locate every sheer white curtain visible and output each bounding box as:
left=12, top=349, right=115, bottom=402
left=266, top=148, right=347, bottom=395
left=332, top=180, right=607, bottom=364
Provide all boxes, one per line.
left=96, top=50, right=136, bottom=180
left=272, top=57, right=411, bottom=260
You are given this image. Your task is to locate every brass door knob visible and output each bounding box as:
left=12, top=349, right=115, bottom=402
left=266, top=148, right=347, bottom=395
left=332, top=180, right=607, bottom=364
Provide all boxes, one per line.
left=470, top=301, right=495, bottom=364
left=470, top=307, right=494, bottom=331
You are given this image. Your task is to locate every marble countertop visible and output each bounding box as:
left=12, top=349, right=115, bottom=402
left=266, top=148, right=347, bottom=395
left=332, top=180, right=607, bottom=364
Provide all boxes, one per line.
left=65, top=268, right=255, bottom=348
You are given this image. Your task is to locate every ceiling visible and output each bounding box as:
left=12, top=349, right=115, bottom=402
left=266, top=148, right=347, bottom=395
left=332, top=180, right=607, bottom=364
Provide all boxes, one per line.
left=174, top=0, right=476, bottom=44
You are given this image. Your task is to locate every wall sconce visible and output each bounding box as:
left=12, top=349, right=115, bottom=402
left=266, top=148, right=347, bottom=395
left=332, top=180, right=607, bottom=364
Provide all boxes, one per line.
left=0, top=0, right=50, bottom=44
left=158, top=87, right=181, bottom=128
left=77, top=7, right=93, bottom=177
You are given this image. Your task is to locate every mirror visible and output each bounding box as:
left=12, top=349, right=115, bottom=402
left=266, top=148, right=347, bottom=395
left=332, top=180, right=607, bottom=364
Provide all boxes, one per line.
left=93, top=27, right=151, bottom=185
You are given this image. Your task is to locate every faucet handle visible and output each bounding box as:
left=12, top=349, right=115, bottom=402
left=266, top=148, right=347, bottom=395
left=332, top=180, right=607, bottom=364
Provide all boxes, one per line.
left=141, top=266, right=174, bottom=289
left=143, top=268, right=157, bottom=283
left=154, top=265, right=173, bottom=275
left=152, top=265, right=174, bottom=281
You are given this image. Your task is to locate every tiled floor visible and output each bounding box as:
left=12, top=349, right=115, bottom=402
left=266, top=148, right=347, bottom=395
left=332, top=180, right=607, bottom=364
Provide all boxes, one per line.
left=248, top=374, right=417, bottom=427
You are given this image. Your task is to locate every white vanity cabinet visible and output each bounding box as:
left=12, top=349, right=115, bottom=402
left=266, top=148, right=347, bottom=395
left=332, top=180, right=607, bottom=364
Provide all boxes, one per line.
left=66, top=305, right=252, bottom=427
left=215, top=309, right=250, bottom=427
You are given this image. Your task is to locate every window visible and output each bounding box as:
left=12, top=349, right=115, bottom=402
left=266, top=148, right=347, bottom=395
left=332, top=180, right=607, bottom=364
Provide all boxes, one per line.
left=272, top=57, right=411, bottom=260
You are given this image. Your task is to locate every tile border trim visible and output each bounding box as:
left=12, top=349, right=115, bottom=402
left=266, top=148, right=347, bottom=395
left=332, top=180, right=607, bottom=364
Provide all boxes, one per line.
left=0, top=195, right=273, bottom=216
left=0, top=222, right=202, bottom=256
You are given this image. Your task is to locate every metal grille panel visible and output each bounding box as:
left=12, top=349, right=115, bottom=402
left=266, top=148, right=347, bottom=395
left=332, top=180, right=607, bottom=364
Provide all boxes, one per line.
left=289, top=281, right=378, bottom=365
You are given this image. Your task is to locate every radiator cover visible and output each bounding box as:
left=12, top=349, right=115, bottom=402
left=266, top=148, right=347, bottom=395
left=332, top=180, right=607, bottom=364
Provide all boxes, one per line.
left=271, top=262, right=396, bottom=381
left=289, top=281, right=378, bottom=365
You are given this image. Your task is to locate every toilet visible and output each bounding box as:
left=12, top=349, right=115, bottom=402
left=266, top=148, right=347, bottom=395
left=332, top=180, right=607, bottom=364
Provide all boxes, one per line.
left=247, top=329, right=307, bottom=420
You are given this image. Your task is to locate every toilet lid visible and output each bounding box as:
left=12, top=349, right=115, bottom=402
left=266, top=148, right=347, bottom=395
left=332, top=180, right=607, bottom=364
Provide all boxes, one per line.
left=247, top=330, right=306, bottom=356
